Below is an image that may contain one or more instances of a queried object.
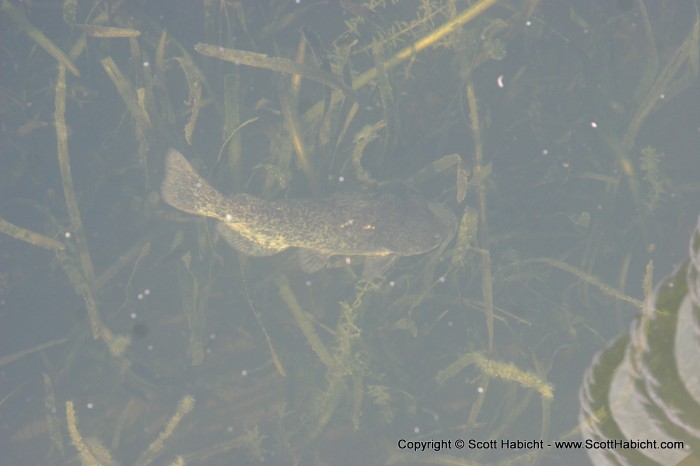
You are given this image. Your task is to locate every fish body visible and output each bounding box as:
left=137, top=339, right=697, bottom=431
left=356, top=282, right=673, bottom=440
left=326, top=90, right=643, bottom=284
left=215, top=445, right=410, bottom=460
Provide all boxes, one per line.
left=161, top=149, right=456, bottom=271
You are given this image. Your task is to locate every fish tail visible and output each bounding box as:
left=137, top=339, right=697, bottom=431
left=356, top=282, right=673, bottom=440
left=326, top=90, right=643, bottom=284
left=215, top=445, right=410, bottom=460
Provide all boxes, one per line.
left=161, top=149, right=227, bottom=219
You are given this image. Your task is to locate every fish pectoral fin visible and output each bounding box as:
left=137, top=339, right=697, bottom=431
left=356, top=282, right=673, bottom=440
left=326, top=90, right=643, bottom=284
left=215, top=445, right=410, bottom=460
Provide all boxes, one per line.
left=362, top=255, right=397, bottom=278
left=298, top=249, right=333, bottom=273
left=216, top=223, right=287, bottom=256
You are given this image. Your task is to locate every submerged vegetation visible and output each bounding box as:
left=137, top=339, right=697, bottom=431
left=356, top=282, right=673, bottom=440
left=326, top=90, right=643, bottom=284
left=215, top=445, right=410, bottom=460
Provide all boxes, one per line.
left=0, top=0, right=699, bottom=464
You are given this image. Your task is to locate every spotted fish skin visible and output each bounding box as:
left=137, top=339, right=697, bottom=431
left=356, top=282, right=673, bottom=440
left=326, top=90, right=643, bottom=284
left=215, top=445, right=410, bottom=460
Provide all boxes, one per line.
left=161, top=149, right=456, bottom=266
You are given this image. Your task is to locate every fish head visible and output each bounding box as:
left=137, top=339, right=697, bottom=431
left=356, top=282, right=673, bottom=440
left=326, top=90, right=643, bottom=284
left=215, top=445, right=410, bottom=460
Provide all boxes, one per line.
left=383, top=196, right=457, bottom=255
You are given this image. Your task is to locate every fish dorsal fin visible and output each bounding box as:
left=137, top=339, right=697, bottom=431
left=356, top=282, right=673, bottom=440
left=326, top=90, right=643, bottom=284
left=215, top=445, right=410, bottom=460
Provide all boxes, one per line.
left=216, top=223, right=287, bottom=256
left=298, top=249, right=333, bottom=273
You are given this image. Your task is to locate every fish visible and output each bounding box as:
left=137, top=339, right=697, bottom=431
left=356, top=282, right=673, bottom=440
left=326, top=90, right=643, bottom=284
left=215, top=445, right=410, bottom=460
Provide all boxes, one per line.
left=161, top=148, right=456, bottom=274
